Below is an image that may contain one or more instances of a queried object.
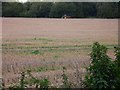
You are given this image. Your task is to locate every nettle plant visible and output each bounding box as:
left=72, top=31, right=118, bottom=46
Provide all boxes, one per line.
left=84, top=42, right=119, bottom=88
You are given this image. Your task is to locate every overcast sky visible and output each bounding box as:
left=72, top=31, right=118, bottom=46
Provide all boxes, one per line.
left=0, top=0, right=120, bottom=2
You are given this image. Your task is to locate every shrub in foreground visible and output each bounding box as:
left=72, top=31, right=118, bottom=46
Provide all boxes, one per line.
left=84, top=42, right=120, bottom=88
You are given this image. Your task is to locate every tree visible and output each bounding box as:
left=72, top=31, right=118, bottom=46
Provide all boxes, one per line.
left=82, top=2, right=97, bottom=18
left=96, top=2, right=118, bottom=18
left=36, top=2, right=53, bottom=18
left=2, top=2, right=24, bottom=17
left=19, top=2, right=32, bottom=17
left=25, top=2, right=53, bottom=18
left=49, top=2, right=76, bottom=18
left=2, top=2, right=119, bottom=18
left=0, top=2, right=2, bottom=17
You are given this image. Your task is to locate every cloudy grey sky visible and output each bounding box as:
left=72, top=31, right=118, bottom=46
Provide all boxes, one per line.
left=0, top=0, right=120, bottom=2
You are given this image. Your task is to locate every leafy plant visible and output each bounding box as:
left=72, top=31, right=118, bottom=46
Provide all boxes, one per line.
left=39, top=79, right=50, bottom=89
left=8, top=70, right=50, bottom=89
left=84, top=42, right=117, bottom=88
left=53, top=55, right=60, bottom=59
left=26, top=70, right=50, bottom=89
left=20, top=72, right=26, bottom=89
left=31, top=50, right=39, bottom=55
left=114, top=46, right=120, bottom=88
left=35, top=67, right=48, bottom=72
left=31, top=50, right=43, bottom=55
left=61, top=67, right=71, bottom=88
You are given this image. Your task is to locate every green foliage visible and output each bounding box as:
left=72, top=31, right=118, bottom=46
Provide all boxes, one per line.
left=31, top=50, right=39, bottom=55
left=114, top=46, right=120, bottom=66
left=96, top=2, right=118, bottom=18
left=20, top=72, right=26, bottom=88
left=8, top=70, right=50, bottom=89
left=39, top=79, right=50, bottom=89
left=31, top=50, right=43, bottom=55
left=61, top=67, right=71, bottom=88
left=114, top=46, right=120, bottom=88
left=53, top=55, right=60, bottom=59
left=28, top=2, right=53, bottom=18
left=35, top=67, right=48, bottom=72
left=2, top=2, right=25, bottom=17
left=79, top=2, right=97, bottom=18
left=84, top=42, right=118, bottom=88
left=49, top=2, right=76, bottom=18
left=2, top=2, right=118, bottom=18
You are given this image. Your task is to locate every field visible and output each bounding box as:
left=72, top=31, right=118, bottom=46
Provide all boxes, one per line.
left=2, top=18, right=118, bottom=87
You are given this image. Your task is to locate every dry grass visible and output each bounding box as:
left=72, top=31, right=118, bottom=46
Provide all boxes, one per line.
left=2, top=18, right=118, bottom=87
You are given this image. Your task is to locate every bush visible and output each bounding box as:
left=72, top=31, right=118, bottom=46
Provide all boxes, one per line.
left=84, top=42, right=118, bottom=88
left=114, top=46, right=120, bottom=88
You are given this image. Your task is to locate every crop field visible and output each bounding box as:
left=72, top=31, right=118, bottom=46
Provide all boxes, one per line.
left=2, top=18, right=118, bottom=87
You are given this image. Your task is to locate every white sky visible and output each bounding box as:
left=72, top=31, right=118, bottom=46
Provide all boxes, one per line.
left=19, top=0, right=120, bottom=2
left=18, top=0, right=28, bottom=2
left=0, top=0, right=119, bottom=2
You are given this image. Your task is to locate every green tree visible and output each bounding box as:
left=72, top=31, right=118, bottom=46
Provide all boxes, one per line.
left=2, top=2, right=118, bottom=18
left=49, top=2, right=76, bottom=18
left=73, top=2, right=84, bottom=18
left=2, top=2, right=24, bottom=17
left=96, top=2, right=118, bottom=18
left=27, top=2, right=53, bottom=18
left=36, top=2, right=53, bottom=18
left=19, top=2, right=32, bottom=17
left=82, top=2, right=97, bottom=18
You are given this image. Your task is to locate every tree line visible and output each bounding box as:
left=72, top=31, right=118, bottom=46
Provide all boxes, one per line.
left=2, top=2, right=119, bottom=18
